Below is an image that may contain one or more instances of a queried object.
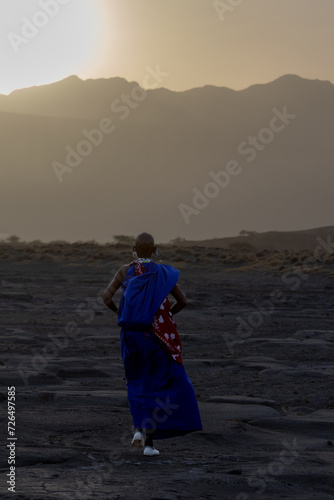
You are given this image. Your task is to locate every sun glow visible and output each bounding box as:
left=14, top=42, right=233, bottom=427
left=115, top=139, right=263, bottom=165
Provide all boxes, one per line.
left=0, top=0, right=101, bottom=95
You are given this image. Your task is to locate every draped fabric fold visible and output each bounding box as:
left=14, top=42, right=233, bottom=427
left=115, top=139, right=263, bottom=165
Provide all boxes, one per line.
left=118, top=260, right=183, bottom=363
left=118, top=260, right=179, bottom=329
left=118, top=260, right=203, bottom=439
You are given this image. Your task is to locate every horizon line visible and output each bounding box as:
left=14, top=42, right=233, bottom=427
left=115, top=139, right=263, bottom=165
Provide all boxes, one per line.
left=1, top=73, right=333, bottom=97
left=2, top=224, right=333, bottom=245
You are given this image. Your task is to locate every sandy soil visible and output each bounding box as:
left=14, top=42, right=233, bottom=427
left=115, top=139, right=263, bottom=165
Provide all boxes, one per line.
left=1, top=248, right=334, bottom=499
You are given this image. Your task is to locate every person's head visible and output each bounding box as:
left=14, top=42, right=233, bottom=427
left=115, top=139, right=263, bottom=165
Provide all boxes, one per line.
left=133, top=232, right=156, bottom=258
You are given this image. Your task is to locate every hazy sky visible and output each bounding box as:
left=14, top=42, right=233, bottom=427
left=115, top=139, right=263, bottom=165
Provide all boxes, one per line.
left=1, top=0, right=333, bottom=95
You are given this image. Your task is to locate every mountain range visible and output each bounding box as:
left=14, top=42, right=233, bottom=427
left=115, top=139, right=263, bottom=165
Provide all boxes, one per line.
left=1, top=74, right=333, bottom=242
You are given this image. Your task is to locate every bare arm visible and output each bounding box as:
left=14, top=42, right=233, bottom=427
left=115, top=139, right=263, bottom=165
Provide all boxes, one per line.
left=102, top=265, right=130, bottom=313
left=170, top=284, right=187, bottom=315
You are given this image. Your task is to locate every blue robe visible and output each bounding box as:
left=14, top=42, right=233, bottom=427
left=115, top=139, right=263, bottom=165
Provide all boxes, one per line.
left=119, top=261, right=203, bottom=439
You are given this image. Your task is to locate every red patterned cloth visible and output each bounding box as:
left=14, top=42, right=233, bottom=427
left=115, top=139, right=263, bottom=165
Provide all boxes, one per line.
left=134, top=260, right=183, bottom=364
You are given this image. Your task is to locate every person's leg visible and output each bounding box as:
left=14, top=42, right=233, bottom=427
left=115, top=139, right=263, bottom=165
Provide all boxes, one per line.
left=144, top=433, right=153, bottom=447
left=143, top=429, right=159, bottom=455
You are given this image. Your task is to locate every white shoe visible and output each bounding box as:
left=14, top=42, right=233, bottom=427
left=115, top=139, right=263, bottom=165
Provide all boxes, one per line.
left=131, top=431, right=144, bottom=447
left=143, top=446, right=160, bottom=456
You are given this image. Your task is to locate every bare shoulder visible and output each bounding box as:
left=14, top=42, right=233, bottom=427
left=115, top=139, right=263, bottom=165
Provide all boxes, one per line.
left=116, top=262, right=135, bottom=282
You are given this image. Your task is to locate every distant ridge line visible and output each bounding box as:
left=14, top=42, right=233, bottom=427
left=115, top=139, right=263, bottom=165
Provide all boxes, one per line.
left=171, top=226, right=334, bottom=252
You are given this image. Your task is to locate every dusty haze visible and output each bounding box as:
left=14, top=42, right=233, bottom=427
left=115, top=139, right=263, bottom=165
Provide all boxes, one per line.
left=0, top=74, right=333, bottom=242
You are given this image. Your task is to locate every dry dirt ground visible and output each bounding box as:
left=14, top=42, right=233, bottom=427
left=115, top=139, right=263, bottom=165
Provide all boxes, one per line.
left=1, top=247, right=334, bottom=499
